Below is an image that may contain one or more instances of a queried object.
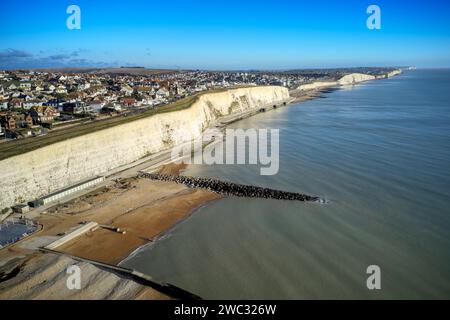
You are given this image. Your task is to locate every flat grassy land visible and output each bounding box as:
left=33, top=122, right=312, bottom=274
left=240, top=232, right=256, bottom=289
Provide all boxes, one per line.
left=0, top=86, right=254, bottom=161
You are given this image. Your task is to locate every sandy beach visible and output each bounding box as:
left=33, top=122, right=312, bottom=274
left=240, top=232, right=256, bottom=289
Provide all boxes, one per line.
left=54, top=177, right=220, bottom=265
left=0, top=164, right=221, bottom=299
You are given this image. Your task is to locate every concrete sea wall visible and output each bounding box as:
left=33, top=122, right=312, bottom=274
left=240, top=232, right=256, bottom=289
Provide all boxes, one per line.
left=0, top=86, right=289, bottom=209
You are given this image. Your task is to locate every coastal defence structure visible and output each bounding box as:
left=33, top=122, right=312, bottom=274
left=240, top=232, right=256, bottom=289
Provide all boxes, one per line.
left=29, top=176, right=105, bottom=207
left=44, top=222, right=99, bottom=250
left=0, top=86, right=289, bottom=209
left=139, top=172, right=325, bottom=202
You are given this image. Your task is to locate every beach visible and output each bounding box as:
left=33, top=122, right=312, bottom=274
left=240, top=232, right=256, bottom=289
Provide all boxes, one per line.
left=0, top=163, right=220, bottom=299
left=0, top=72, right=409, bottom=299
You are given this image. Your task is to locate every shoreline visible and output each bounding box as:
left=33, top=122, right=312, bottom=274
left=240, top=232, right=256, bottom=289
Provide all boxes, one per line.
left=0, top=70, right=403, bottom=299
left=54, top=71, right=400, bottom=264
left=112, top=70, right=403, bottom=267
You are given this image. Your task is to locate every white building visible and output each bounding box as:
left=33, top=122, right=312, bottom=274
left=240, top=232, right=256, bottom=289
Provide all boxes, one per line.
left=121, top=85, right=133, bottom=96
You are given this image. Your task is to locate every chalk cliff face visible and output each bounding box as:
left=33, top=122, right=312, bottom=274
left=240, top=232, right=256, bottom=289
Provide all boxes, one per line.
left=298, top=71, right=401, bottom=91
left=297, top=73, right=376, bottom=91
left=387, top=69, right=402, bottom=77
left=0, top=86, right=289, bottom=209
left=297, top=81, right=338, bottom=91
left=338, top=73, right=376, bottom=85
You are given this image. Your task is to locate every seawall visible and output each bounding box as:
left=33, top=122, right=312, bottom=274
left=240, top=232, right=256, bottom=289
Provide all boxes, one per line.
left=0, top=86, right=289, bottom=209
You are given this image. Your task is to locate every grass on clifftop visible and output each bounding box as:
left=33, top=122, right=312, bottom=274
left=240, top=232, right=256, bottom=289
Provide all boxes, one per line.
left=0, top=86, right=256, bottom=161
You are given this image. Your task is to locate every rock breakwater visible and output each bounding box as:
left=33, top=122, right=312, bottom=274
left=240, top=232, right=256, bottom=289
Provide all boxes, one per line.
left=139, top=172, right=325, bottom=203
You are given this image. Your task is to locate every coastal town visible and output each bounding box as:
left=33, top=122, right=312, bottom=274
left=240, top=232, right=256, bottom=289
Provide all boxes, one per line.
left=0, top=66, right=403, bottom=300
left=0, top=67, right=397, bottom=140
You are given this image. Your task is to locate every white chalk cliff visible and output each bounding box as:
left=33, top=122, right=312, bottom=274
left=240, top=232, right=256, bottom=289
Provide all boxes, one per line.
left=0, top=86, right=289, bottom=209
left=387, top=69, right=402, bottom=77
left=298, top=70, right=401, bottom=91
left=297, top=81, right=338, bottom=91
left=338, top=73, right=376, bottom=85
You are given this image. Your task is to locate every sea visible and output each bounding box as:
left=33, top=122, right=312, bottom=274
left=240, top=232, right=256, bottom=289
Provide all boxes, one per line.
left=122, top=69, right=450, bottom=299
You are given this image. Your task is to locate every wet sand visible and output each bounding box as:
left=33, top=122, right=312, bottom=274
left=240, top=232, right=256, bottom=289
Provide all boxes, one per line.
left=0, top=164, right=221, bottom=299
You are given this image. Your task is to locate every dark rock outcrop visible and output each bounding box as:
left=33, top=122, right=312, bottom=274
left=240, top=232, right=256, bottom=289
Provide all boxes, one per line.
left=139, top=173, right=325, bottom=203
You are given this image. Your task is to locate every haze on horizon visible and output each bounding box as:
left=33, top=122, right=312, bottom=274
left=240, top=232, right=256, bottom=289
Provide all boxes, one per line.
left=0, top=0, right=449, bottom=70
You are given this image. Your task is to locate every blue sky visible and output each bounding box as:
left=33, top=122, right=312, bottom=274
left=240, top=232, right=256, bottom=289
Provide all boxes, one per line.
left=0, top=0, right=449, bottom=69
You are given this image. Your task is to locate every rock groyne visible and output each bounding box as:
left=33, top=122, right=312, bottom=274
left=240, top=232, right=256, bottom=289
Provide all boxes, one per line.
left=139, top=172, right=325, bottom=203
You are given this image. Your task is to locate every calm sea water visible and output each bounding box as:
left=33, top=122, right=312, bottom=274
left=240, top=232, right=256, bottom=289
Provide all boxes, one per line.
left=122, top=70, right=450, bottom=299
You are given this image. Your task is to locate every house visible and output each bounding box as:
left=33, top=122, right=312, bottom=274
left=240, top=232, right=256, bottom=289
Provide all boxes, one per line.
left=87, top=100, right=105, bottom=113
left=55, top=85, right=67, bottom=94
left=46, top=84, right=56, bottom=92
left=62, top=102, right=87, bottom=114
left=9, top=98, right=23, bottom=109
left=135, top=86, right=153, bottom=94
left=15, top=114, right=33, bottom=128
left=67, top=91, right=87, bottom=102
left=39, top=107, right=60, bottom=123
left=19, top=94, right=33, bottom=101
left=8, top=84, right=17, bottom=91
left=0, top=100, right=8, bottom=110
left=22, top=100, right=44, bottom=110
left=29, top=108, right=40, bottom=124
left=156, top=88, right=170, bottom=98
left=121, top=97, right=136, bottom=107
left=44, top=98, right=66, bottom=108
left=101, top=103, right=122, bottom=114
left=25, top=114, right=33, bottom=127
left=194, top=84, right=207, bottom=92
left=85, top=86, right=105, bottom=98
left=0, top=115, right=16, bottom=130
left=34, top=85, right=44, bottom=92
left=19, top=83, right=32, bottom=90
left=120, top=85, right=133, bottom=96
left=78, top=82, right=91, bottom=91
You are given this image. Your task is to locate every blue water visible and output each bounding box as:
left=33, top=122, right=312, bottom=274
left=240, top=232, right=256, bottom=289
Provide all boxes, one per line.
left=123, top=70, right=450, bottom=299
